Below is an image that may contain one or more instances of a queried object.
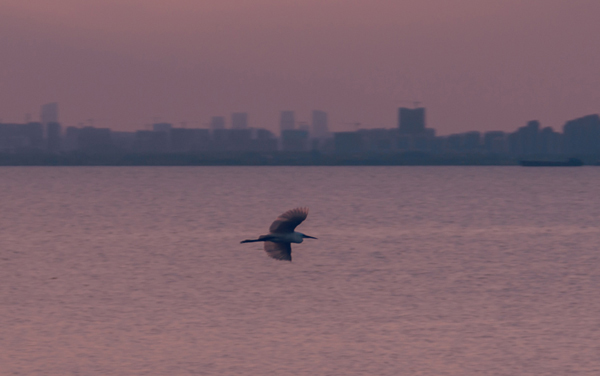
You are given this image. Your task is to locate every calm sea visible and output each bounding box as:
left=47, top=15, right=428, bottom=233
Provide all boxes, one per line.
left=1, top=167, right=600, bottom=375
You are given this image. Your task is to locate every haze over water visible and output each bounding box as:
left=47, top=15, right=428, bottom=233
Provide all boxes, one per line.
left=1, top=167, right=600, bottom=375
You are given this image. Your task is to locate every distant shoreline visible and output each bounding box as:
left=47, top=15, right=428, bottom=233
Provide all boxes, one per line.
left=1, top=152, right=596, bottom=166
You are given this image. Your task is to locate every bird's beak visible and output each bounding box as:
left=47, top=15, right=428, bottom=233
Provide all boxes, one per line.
left=304, top=235, right=317, bottom=239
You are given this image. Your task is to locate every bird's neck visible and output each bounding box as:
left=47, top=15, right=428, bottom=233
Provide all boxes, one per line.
left=292, top=232, right=304, bottom=243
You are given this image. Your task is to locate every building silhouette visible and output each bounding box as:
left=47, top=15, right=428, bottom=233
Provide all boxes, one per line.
left=170, top=128, right=210, bottom=152
left=211, top=129, right=230, bottom=151
left=0, top=123, right=43, bottom=152
left=111, top=131, right=136, bottom=152
left=462, top=131, right=482, bottom=151
left=134, top=130, right=167, bottom=153
left=509, top=120, right=540, bottom=155
left=46, top=122, right=61, bottom=152
left=40, top=103, right=58, bottom=125
left=311, top=110, right=329, bottom=139
left=356, top=129, right=395, bottom=152
left=280, top=111, right=295, bottom=132
left=41, top=103, right=60, bottom=152
left=483, top=131, right=507, bottom=154
left=281, top=129, right=309, bottom=151
left=334, top=132, right=363, bottom=153
left=5, top=103, right=600, bottom=164
left=152, top=123, right=172, bottom=133
left=563, top=114, right=600, bottom=155
left=254, top=129, right=278, bottom=152
left=538, top=126, right=561, bottom=155
left=228, top=129, right=253, bottom=151
left=77, top=127, right=112, bottom=152
left=396, top=107, right=436, bottom=151
left=398, top=107, right=426, bottom=135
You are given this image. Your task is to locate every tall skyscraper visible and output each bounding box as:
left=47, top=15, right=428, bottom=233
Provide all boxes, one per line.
left=398, top=107, right=425, bottom=134
left=40, top=103, right=58, bottom=124
left=210, top=116, right=226, bottom=130
left=280, top=111, right=295, bottom=132
left=311, top=110, right=329, bottom=139
left=231, top=112, right=248, bottom=129
left=41, top=103, right=60, bottom=151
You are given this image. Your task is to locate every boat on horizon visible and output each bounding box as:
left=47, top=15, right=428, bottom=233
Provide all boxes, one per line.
left=519, top=158, right=584, bottom=167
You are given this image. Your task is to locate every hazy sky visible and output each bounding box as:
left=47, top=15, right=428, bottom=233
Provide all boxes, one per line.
left=1, top=0, right=599, bottom=134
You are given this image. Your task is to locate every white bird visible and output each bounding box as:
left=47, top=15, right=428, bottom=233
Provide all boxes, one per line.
left=241, top=207, right=317, bottom=261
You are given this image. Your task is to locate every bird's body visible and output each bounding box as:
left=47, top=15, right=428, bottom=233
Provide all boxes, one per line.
left=241, top=232, right=305, bottom=244
left=241, top=207, right=316, bottom=261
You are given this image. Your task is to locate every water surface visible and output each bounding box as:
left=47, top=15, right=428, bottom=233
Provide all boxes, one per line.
left=1, top=167, right=599, bottom=375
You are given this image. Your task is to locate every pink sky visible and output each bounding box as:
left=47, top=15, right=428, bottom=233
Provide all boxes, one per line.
left=1, top=0, right=599, bottom=134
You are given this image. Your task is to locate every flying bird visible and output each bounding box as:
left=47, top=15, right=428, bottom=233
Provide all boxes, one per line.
left=241, top=207, right=317, bottom=261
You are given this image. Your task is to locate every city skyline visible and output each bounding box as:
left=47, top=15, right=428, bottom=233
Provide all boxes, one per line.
left=1, top=1, right=599, bottom=134
left=3, top=101, right=599, bottom=138
left=2, top=102, right=600, bottom=164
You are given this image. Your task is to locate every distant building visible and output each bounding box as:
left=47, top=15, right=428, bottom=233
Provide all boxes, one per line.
left=520, top=120, right=539, bottom=155
left=46, top=122, right=61, bottom=152
left=211, top=129, right=230, bottom=151
left=170, top=128, right=210, bottom=152
left=112, top=131, right=136, bottom=152
left=358, top=129, right=395, bottom=152
left=255, top=129, right=275, bottom=140
left=253, top=129, right=278, bottom=152
left=22, top=122, right=45, bottom=149
left=298, top=122, right=310, bottom=133
left=134, top=130, right=168, bottom=153
left=78, top=127, right=113, bottom=152
left=311, top=110, right=329, bottom=139
left=152, top=122, right=172, bottom=133
left=63, top=126, right=80, bottom=151
left=412, top=134, right=433, bottom=151
left=334, top=132, right=363, bottom=153
left=0, top=123, right=44, bottom=152
left=40, top=103, right=60, bottom=151
left=445, top=134, right=463, bottom=152
left=151, top=123, right=172, bottom=149
left=40, top=103, right=58, bottom=124
left=208, top=128, right=272, bottom=152
left=210, top=116, right=226, bottom=130
left=280, top=111, right=295, bottom=132
left=228, top=129, right=253, bottom=151
left=429, top=136, right=445, bottom=153
left=483, top=131, right=507, bottom=154
left=563, top=114, right=600, bottom=155
left=538, top=127, right=562, bottom=155
left=396, top=135, right=411, bottom=150
left=398, top=107, right=425, bottom=135
left=231, top=112, right=248, bottom=129
left=439, top=131, right=481, bottom=153
left=463, top=131, right=481, bottom=151
left=281, top=129, right=309, bottom=151
left=507, top=120, right=555, bottom=156
left=397, top=107, right=436, bottom=151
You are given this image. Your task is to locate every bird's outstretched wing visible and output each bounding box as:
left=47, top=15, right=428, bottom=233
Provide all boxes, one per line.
left=264, top=241, right=292, bottom=261
left=269, top=207, right=309, bottom=233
